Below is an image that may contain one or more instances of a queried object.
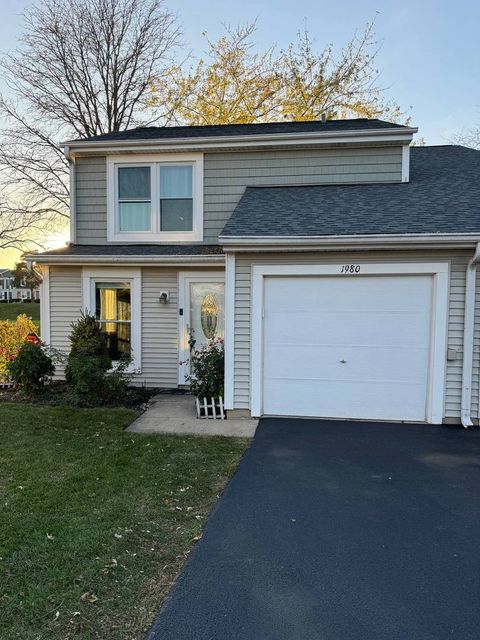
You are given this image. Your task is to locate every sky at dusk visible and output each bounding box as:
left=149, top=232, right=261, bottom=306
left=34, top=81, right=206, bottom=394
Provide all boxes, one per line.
left=0, top=0, right=479, bottom=266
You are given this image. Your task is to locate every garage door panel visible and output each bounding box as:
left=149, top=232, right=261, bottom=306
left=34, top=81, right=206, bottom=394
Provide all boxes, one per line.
left=264, top=344, right=429, bottom=383
left=266, top=310, right=430, bottom=347
left=262, top=275, right=432, bottom=421
left=263, top=377, right=428, bottom=421
left=264, top=276, right=431, bottom=313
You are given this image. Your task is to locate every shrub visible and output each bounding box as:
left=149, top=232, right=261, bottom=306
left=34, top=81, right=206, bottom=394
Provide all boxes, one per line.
left=186, top=336, right=224, bottom=399
left=67, top=313, right=111, bottom=369
left=0, top=314, right=38, bottom=382
left=7, top=338, right=55, bottom=394
left=65, top=313, right=131, bottom=405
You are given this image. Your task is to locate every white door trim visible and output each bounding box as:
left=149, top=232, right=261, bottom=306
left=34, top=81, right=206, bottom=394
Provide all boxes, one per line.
left=178, top=270, right=225, bottom=385
left=224, top=254, right=236, bottom=409
left=250, top=261, right=450, bottom=423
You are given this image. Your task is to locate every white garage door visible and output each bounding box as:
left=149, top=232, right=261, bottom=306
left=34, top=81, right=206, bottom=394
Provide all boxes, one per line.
left=262, top=275, right=432, bottom=421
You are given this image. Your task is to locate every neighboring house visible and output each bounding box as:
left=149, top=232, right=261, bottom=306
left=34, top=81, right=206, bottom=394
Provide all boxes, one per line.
left=0, top=269, right=40, bottom=301
left=32, top=120, right=480, bottom=426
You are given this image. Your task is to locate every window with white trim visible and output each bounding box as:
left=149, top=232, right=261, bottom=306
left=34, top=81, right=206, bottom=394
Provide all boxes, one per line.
left=95, top=281, right=132, bottom=361
left=82, top=268, right=142, bottom=371
left=107, top=154, right=203, bottom=242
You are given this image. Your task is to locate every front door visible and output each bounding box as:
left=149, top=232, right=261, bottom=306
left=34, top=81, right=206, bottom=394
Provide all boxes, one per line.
left=178, top=272, right=225, bottom=384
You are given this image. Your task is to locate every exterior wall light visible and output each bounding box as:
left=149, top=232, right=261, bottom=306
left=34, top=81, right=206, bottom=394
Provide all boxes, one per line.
left=159, top=291, right=169, bottom=304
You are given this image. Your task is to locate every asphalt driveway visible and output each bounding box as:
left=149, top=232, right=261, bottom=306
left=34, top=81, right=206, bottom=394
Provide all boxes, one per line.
left=146, top=418, right=480, bottom=640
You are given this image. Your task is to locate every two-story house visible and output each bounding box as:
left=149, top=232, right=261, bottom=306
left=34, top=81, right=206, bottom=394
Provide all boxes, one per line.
left=32, top=119, right=480, bottom=426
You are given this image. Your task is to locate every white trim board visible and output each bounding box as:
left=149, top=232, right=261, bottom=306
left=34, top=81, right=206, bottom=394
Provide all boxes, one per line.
left=40, top=265, right=50, bottom=344
left=220, top=233, right=480, bottom=248
left=106, top=153, right=204, bottom=243
left=224, top=253, right=236, bottom=409
left=34, top=255, right=225, bottom=266
left=402, top=144, right=410, bottom=183
left=249, top=261, right=449, bottom=424
left=63, top=127, right=417, bottom=157
left=82, top=267, right=142, bottom=372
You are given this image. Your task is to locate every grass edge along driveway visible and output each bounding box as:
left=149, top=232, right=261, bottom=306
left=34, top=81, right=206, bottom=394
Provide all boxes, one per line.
left=0, top=403, right=248, bottom=639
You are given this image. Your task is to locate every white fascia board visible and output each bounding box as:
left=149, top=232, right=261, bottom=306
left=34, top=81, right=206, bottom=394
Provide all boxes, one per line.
left=69, top=158, right=76, bottom=243
left=33, top=254, right=225, bottom=266
left=220, top=233, right=480, bottom=250
left=63, top=128, right=417, bottom=157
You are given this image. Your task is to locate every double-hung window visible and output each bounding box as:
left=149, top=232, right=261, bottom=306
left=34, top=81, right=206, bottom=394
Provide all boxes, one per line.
left=108, top=154, right=203, bottom=242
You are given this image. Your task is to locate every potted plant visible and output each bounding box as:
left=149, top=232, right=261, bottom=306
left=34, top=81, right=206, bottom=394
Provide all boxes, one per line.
left=186, top=334, right=225, bottom=419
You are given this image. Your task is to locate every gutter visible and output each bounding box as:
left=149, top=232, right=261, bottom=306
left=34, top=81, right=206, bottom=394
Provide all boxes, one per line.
left=30, top=254, right=225, bottom=266
left=460, top=242, right=480, bottom=428
left=220, top=233, right=480, bottom=251
left=62, top=127, right=417, bottom=157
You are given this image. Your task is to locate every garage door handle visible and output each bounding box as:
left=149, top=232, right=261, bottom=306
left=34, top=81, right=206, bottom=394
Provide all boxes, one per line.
left=340, top=359, right=347, bottom=364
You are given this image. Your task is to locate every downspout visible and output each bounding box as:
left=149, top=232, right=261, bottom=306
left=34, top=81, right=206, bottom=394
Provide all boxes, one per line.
left=460, top=242, right=480, bottom=427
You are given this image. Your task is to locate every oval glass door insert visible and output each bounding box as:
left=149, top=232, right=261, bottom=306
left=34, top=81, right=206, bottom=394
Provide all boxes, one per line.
left=201, top=293, right=218, bottom=339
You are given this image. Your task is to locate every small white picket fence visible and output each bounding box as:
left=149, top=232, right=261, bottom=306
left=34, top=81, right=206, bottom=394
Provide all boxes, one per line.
left=195, top=396, right=225, bottom=420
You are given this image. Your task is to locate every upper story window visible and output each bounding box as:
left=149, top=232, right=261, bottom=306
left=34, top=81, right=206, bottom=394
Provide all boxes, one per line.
left=107, top=153, right=203, bottom=243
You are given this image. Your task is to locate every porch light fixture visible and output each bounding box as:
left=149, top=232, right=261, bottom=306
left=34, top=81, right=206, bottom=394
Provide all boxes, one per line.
left=159, top=291, right=169, bottom=304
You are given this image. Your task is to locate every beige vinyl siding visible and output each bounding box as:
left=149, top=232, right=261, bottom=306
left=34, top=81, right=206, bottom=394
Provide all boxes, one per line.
left=445, top=257, right=468, bottom=418
left=74, top=146, right=402, bottom=244
left=135, top=268, right=179, bottom=388
left=75, top=156, right=107, bottom=244
left=203, top=147, right=402, bottom=242
left=233, top=250, right=475, bottom=421
left=49, top=266, right=83, bottom=375
left=473, top=275, right=480, bottom=420
left=47, top=266, right=186, bottom=388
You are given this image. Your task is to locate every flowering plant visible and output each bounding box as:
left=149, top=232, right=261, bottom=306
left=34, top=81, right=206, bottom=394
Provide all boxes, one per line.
left=0, top=315, right=38, bottom=382
left=185, top=334, right=224, bottom=400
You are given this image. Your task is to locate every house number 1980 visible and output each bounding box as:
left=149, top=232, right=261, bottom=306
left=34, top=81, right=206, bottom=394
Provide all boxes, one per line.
left=340, top=264, right=361, bottom=274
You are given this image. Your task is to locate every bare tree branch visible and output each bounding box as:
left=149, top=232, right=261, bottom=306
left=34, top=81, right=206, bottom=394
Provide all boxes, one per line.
left=0, top=0, right=181, bottom=248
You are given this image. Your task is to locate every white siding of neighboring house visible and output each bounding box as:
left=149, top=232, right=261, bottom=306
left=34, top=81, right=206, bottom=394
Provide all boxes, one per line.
left=232, top=250, right=478, bottom=422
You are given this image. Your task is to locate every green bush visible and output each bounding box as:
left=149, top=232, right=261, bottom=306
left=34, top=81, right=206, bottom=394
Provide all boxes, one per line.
left=66, top=313, right=111, bottom=369
left=7, top=339, right=55, bottom=394
left=65, top=313, right=131, bottom=406
left=186, top=337, right=224, bottom=399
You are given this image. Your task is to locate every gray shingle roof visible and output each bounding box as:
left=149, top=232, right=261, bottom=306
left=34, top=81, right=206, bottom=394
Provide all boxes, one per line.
left=220, top=146, right=480, bottom=238
left=70, top=119, right=408, bottom=143
left=36, top=244, right=223, bottom=257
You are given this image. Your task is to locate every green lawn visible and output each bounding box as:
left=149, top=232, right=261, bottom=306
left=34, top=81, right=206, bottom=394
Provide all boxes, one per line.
left=0, top=302, right=40, bottom=324
left=0, top=404, right=248, bottom=639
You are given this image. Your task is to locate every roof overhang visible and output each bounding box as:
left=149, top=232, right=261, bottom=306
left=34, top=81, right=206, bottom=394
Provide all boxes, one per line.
left=62, top=127, right=418, bottom=159
left=30, top=254, right=225, bottom=266
left=220, top=233, right=480, bottom=252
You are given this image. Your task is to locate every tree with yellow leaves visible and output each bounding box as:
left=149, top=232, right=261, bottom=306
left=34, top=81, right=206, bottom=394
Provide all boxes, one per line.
left=151, top=21, right=407, bottom=125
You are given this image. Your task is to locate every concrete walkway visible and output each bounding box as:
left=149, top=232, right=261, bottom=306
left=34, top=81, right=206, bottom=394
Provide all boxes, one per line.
left=127, top=393, right=258, bottom=437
